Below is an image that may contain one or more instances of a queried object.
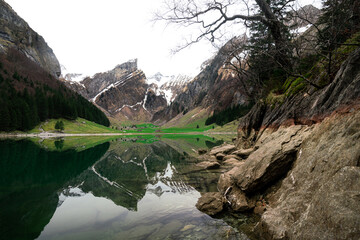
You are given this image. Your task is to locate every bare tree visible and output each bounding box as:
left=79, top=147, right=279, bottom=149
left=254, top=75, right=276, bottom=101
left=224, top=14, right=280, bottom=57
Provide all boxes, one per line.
left=155, top=0, right=294, bottom=69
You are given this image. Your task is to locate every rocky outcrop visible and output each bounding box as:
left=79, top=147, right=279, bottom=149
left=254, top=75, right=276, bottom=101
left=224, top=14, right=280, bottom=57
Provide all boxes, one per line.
left=63, top=60, right=169, bottom=122
left=238, top=47, right=360, bottom=146
left=0, top=0, right=61, bottom=77
left=255, top=110, right=360, bottom=240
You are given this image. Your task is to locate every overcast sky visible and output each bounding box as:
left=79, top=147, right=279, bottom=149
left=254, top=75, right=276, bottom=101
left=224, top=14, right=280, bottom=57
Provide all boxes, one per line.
left=5, top=0, right=322, bottom=78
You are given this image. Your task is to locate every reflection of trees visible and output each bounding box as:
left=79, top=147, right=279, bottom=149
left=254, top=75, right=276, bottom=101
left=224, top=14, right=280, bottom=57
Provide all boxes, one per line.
left=0, top=140, right=109, bottom=240
left=54, top=139, right=64, bottom=149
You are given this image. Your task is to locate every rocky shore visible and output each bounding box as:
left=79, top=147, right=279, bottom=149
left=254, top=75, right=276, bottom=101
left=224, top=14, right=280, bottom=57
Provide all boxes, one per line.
left=196, top=109, right=360, bottom=239
left=195, top=48, right=360, bottom=239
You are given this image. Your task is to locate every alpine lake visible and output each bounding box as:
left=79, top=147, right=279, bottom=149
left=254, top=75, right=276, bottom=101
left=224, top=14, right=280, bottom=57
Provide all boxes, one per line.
left=0, top=134, right=258, bottom=240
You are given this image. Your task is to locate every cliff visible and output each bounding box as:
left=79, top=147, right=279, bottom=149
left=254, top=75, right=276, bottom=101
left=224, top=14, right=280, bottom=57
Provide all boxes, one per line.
left=0, top=0, right=61, bottom=77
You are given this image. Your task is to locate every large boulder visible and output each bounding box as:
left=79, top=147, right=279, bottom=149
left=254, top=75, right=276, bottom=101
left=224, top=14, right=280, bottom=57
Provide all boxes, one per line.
left=196, top=161, right=220, bottom=170
left=223, top=154, right=241, bottom=161
left=225, top=186, right=255, bottom=212
left=210, top=144, right=236, bottom=155
left=232, top=148, right=256, bottom=158
left=196, top=192, right=225, bottom=216
left=223, top=158, right=244, bottom=168
left=234, top=125, right=311, bottom=194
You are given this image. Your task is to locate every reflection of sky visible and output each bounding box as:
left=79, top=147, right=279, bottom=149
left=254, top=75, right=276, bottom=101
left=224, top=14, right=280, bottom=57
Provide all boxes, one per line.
left=38, top=186, right=202, bottom=239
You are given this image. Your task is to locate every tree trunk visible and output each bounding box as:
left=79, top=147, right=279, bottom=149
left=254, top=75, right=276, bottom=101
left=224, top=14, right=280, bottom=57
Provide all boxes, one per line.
left=255, top=0, right=292, bottom=70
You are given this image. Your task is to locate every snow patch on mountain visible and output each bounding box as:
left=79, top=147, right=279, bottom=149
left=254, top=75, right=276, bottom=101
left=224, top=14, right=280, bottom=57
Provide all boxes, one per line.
left=147, top=73, right=192, bottom=105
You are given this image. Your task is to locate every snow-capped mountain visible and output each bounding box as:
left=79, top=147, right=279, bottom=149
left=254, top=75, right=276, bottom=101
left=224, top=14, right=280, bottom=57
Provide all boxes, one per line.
left=147, top=73, right=192, bottom=104
left=62, top=60, right=191, bottom=122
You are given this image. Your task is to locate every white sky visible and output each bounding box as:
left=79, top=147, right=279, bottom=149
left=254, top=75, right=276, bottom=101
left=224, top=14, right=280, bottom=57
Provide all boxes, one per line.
left=4, top=0, right=322, bottom=78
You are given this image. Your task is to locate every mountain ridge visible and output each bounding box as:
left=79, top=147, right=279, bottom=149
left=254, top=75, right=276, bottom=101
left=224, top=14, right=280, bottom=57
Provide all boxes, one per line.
left=0, top=0, right=61, bottom=77
left=62, top=60, right=192, bottom=123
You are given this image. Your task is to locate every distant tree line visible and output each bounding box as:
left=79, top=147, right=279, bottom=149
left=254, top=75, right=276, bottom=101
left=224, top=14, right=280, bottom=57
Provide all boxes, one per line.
left=0, top=49, right=110, bottom=132
left=205, top=103, right=253, bottom=126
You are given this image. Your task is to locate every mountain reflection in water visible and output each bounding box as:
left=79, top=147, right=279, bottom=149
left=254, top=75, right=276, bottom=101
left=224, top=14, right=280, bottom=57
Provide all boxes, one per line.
left=0, top=137, right=249, bottom=240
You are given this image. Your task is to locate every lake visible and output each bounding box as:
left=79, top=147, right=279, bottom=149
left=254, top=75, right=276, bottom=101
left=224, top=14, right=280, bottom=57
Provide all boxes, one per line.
left=0, top=135, right=255, bottom=240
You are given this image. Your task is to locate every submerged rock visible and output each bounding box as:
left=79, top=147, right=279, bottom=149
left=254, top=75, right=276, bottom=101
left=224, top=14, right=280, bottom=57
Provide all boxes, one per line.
left=196, top=192, right=225, bottom=215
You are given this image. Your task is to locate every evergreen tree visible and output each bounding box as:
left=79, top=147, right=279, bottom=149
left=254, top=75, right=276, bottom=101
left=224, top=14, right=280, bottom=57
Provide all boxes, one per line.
left=0, top=105, right=10, bottom=131
left=247, top=0, right=293, bottom=93
left=55, top=120, right=64, bottom=132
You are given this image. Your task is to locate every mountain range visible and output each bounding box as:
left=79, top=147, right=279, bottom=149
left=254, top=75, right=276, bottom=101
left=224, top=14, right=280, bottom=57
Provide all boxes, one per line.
left=0, top=0, right=322, bottom=129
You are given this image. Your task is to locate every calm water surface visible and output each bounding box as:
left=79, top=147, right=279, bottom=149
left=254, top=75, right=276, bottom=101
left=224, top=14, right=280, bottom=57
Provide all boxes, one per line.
left=0, top=136, right=251, bottom=240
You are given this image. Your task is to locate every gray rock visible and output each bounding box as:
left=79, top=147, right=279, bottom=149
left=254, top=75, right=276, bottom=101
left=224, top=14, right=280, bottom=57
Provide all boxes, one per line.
left=226, top=186, right=255, bottom=212
left=223, top=154, right=241, bottom=161
left=218, top=166, right=240, bottom=193
left=232, top=148, right=255, bottom=158
left=223, top=158, right=244, bottom=168
left=210, top=144, right=236, bottom=155
left=255, top=110, right=360, bottom=239
left=234, top=125, right=310, bottom=194
left=196, top=192, right=224, bottom=215
left=196, top=161, right=220, bottom=170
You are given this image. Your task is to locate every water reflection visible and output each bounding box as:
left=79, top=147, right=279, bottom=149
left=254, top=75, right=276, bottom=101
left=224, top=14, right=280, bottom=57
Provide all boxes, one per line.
left=0, top=140, right=109, bottom=240
left=0, top=137, right=248, bottom=240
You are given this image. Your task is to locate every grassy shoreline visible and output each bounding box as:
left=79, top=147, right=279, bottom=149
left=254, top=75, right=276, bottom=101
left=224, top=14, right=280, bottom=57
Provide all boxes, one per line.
left=0, top=131, right=237, bottom=139
left=0, top=117, right=238, bottom=138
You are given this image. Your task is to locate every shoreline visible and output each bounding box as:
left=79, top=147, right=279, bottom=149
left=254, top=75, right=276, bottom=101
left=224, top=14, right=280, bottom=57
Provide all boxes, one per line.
left=0, top=131, right=237, bottom=139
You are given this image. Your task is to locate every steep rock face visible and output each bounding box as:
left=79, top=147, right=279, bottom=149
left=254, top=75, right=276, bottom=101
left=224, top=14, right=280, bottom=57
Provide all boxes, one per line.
left=238, top=47, right=360, bottom=146
left=0, top=0, right=61, bottom=77
left=152, top=36, right=250, bottom=124
left=255, top=110, right=360, bottom=240
left=63, top=60, right=169, bottom=122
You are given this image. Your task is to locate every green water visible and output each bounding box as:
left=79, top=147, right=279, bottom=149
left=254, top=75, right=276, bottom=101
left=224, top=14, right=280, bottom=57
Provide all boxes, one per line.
left=0, top=136, right=250, bottom=240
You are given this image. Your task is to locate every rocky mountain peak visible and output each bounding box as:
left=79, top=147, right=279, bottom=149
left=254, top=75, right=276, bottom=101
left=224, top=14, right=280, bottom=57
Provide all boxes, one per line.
left=152, top=72, right=164, bottom=82
left=287, top=4, right=321, bottom=29
left=115, top=59, right=138, bottom=72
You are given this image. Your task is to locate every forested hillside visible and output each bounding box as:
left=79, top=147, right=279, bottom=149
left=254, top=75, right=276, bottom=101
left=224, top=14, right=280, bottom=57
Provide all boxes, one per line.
left=0, top=48, right=110, bottom=132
